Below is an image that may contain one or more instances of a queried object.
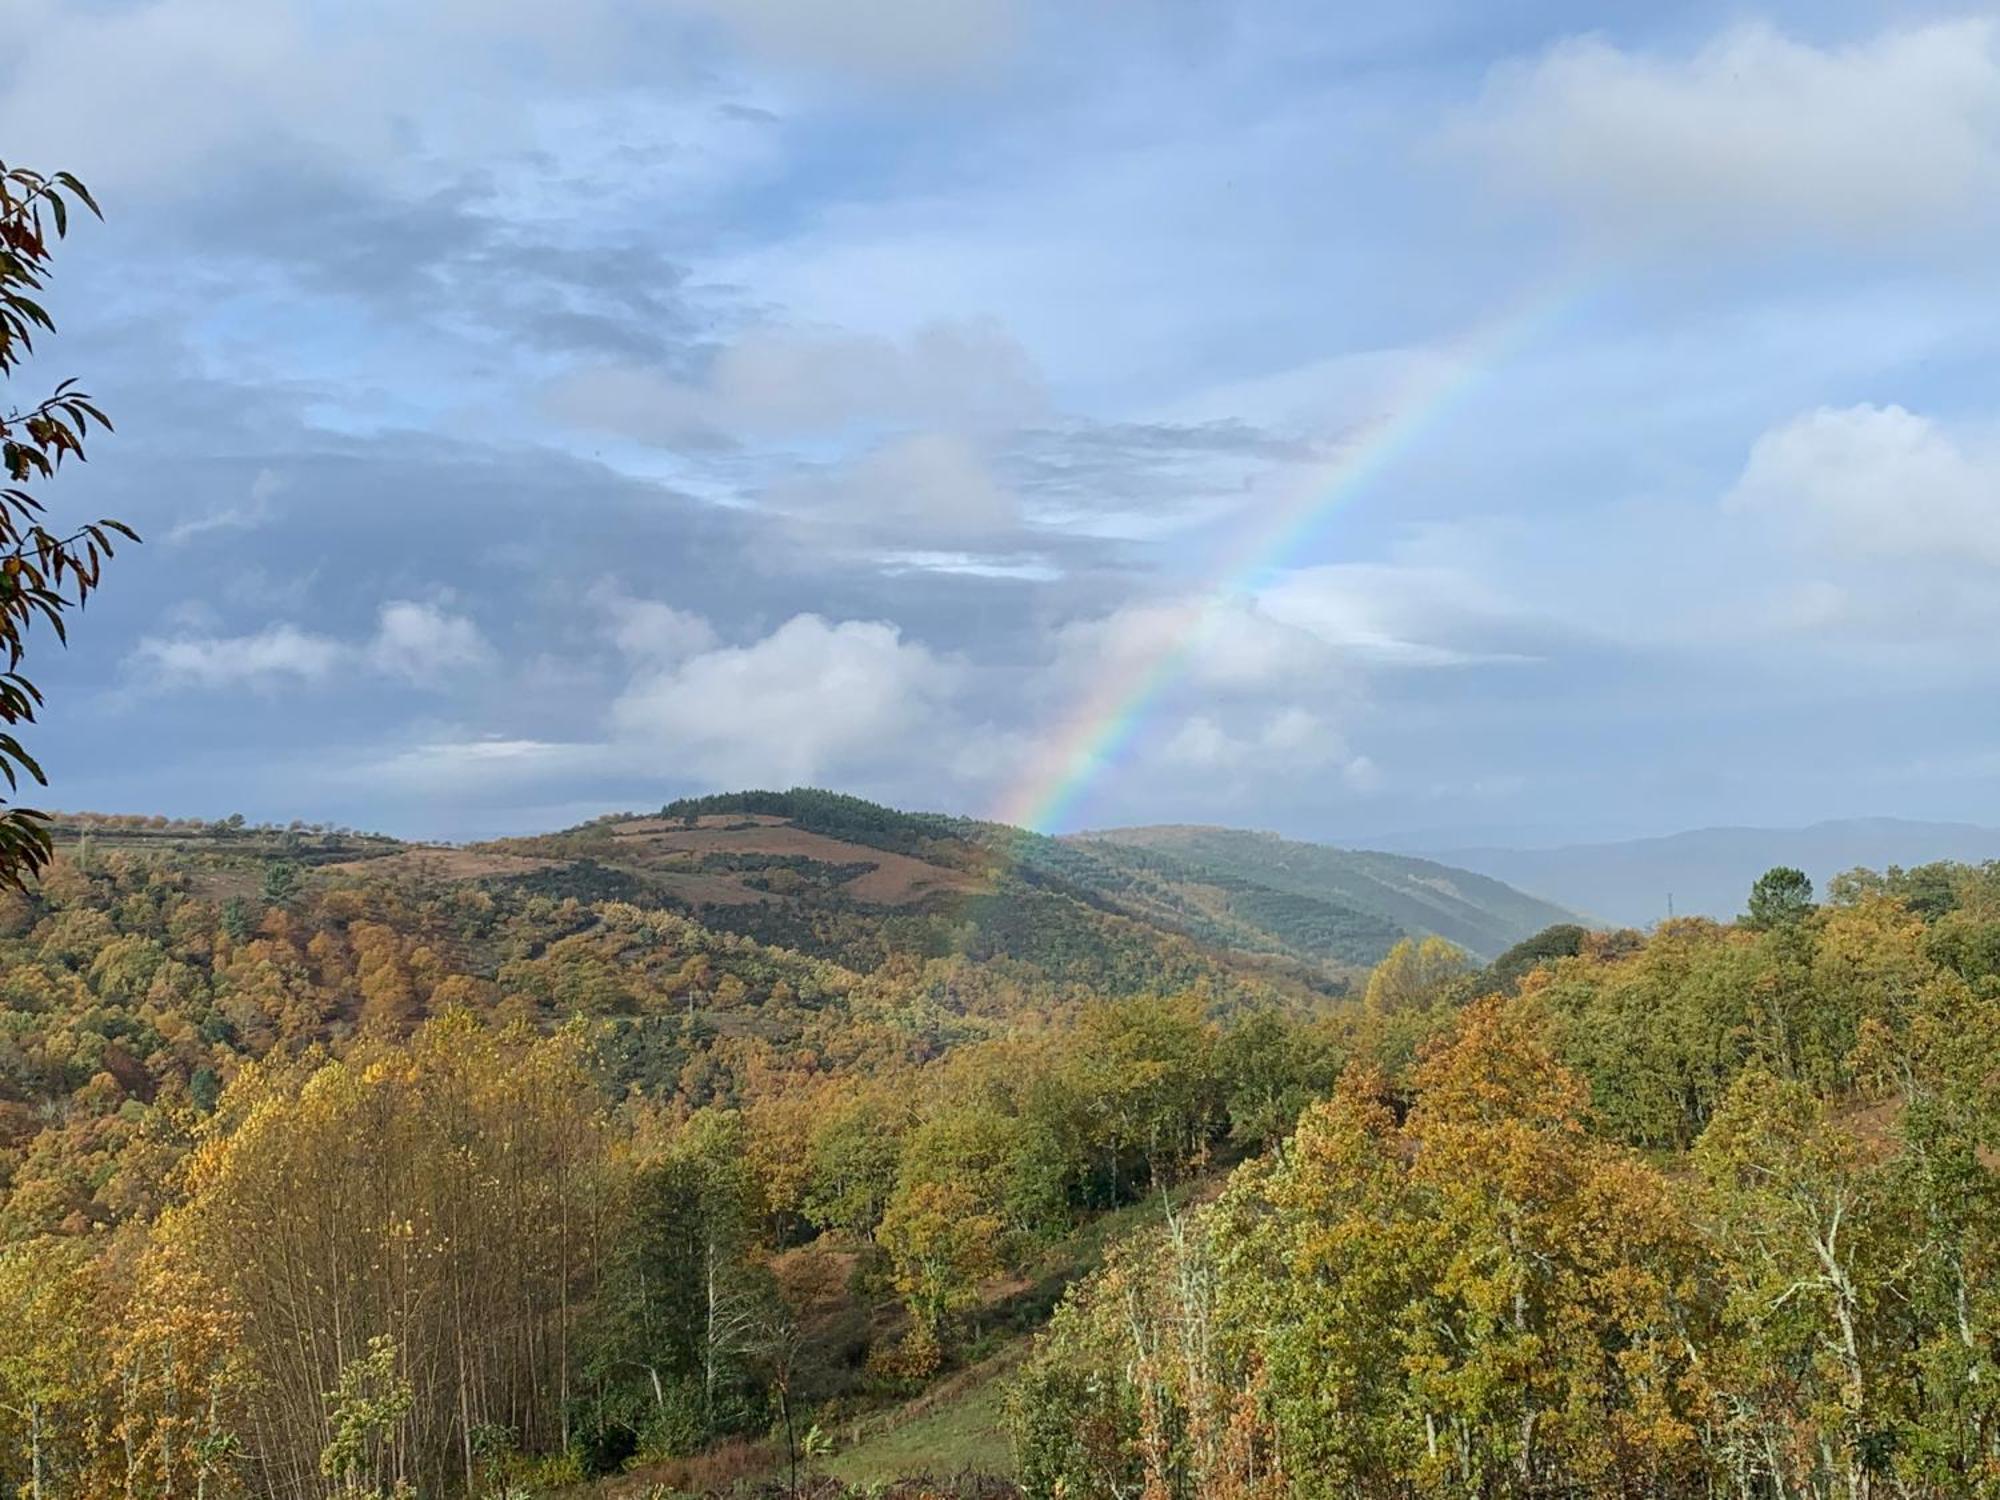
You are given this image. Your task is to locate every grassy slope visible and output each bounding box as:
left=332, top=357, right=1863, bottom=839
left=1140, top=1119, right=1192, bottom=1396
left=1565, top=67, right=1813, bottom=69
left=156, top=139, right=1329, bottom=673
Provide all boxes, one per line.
left=1075, top=824, right=1583, bottom=959
left=823, top=1355, right=1017, bottom=1485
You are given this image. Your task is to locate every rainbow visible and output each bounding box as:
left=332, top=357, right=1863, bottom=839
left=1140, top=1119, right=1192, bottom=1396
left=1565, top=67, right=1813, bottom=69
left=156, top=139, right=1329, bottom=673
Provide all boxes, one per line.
left=992, top=278, right=1591, bottom=835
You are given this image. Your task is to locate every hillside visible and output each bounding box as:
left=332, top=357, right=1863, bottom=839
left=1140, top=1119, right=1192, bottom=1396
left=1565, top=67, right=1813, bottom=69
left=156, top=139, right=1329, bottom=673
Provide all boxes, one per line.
left=479, top=789, right=1347, bottom=998
left=1433, top=816, right=2000, bottom=927
left=476, top=791, right=1568, bottom=982
left=1069, top=823, right=1581, bottom=960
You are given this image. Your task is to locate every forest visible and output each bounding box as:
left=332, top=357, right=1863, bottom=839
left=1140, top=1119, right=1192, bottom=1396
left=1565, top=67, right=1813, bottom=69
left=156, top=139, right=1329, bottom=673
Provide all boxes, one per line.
left=2, top=802, right=1999, bottom=1498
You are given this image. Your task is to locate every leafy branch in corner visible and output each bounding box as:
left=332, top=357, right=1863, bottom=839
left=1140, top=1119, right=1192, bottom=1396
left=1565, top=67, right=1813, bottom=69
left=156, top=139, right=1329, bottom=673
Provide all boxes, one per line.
left=0, top=161, right=137, bottom=887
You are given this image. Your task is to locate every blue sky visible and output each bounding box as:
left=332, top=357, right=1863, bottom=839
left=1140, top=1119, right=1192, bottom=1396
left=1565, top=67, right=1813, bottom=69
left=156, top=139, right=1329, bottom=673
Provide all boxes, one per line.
left=5, top=0, right=1999, bottom=844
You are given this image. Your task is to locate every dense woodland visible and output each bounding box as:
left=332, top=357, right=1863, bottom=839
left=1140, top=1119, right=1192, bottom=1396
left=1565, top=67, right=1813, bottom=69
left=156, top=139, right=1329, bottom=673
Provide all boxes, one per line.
left=3, top=801, right=2000, bottom=1498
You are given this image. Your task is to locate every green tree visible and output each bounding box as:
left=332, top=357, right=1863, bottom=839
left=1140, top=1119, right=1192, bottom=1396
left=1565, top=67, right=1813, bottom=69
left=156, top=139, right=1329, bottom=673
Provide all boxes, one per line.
left=320, top=1336, right=414, bottom=1499
left=1745, top=865, right=1815, bottom=930
left=260, top=861, right=300, bottom=909
left=0, top=163, right=136, bottom=888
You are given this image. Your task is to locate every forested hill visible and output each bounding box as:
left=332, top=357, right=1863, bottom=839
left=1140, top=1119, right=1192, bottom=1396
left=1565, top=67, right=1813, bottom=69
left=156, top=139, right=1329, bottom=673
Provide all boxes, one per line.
left=1067, top=822, right=1580, bottom=960
left=486, top=788, right=1570, bottom=974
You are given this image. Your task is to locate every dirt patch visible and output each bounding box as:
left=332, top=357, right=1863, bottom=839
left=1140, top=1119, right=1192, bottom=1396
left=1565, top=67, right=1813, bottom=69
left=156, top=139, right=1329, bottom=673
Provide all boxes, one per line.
left=649, top=870, right=769, bottom=906
left=605, top=820, right=984, bottom=906
left=322, top=848, right=560, bottom=881
left=613, top=813, right=790, bottom=835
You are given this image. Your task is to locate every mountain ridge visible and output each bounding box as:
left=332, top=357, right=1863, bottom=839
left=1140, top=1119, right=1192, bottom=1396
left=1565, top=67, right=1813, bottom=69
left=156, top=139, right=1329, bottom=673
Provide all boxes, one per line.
left=1066, top=821, right=1582, bottom=961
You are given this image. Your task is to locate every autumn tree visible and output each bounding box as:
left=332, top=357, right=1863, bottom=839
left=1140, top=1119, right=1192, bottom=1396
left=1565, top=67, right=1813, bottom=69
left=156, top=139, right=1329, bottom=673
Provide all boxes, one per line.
left=877, top=1179, right=1003, bottom=1362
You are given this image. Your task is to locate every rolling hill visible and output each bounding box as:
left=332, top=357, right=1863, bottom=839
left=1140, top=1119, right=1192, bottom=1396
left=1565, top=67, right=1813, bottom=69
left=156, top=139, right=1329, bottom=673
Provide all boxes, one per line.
left=482, top=792, right=1576, bottom=975
left=1066, top=823, right=1582, bottom=961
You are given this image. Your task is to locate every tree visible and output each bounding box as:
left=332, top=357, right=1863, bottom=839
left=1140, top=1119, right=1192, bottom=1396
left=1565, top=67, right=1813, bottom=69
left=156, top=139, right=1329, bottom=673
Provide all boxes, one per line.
left=1696, top=1069, right=1883, bottom=1497
left=261, top=861, right=300, bottom=909
left=877, top=1179, right=1003, bottom=1352
left=0, top=163, right=136, bottom=888
left=1487, top=922, right=1590, bottom=993
left=319, top=1336, right=413, bottom=1499
left=0, top=1238, right=98, bottom=1500
left=1745, top=866, right=1815, bottom=930
left=1362, top=935, right=1472, bottom=1016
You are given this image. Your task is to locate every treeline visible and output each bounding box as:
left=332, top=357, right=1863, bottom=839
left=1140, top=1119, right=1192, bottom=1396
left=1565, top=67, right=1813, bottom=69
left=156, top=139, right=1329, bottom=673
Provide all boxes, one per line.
left=1011, top=863, right=2000, bottom=1498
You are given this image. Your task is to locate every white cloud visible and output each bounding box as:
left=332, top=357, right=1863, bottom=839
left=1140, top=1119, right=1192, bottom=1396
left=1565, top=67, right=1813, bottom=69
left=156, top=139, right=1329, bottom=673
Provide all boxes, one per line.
left=1161, top=707, right=1363, bottom=777
left=1726, top=404, right=2000, bottom=566
left=609, top=613, right=966, bottom=784
left=1456, top=19, right=2000, bottom=247
left=132, top=624, right=344, bottom=689
left=1258, top=564, right=1537, bottom=667
left=367, top=602, right=493, bottom=684
left=166, top=468, right=286, bottom=546
left=131, top=600, right=491, bottom=692
left=372, top=736, right=601, bottom=793
left=1051, top=597, right=1344, bottom=695
left=0, top=0, right=669, bottom=188
left=550, top=318, right=1046, bottom=445
left=594, top=586, right=720, bottom=663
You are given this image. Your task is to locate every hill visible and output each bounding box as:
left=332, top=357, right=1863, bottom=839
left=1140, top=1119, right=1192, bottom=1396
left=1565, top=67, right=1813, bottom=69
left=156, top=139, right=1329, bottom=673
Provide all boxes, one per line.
left=474, top=792, right=1574, bottom=979
left=480, top=788, right=1349, bottom=997
left=1067, top=823, right=1581, bottom=960
left=1432, top=816, right=2000, bottom=927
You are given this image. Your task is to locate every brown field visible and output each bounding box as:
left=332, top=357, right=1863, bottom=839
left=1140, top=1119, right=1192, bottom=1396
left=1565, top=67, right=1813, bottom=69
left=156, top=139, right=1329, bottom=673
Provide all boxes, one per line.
left=322, top=848, right=559, bottom=880
left=646, top=870, right=768, bottom=906
left=605, top=818, right=985, bottom=906
left=611, top=813, right=790, bottom=834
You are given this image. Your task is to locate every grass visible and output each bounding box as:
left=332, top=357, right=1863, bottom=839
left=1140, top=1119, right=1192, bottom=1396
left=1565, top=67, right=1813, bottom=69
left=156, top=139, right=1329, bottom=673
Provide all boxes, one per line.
left=822, top=1358, right=1015, bottom=1484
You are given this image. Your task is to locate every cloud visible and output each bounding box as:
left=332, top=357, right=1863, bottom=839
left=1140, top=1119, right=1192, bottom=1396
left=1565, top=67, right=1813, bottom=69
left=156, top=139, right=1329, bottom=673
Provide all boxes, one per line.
left=366, top=602, right=493, bottom=684
left=1455, top=19, right=2000, bottom=247
left=0, top=0, right=676, bottom=188
left=132, top=624, right=345, bottom=689
left=665, top=0, right=1021, bottom=80
left=595, top=585, right=720, bottom=663
left=1050, top=598, right=1346, bottom=695
left=371, top=736, right=601, bottom=793
left=551, top=318, right=1046, bottom=445
left=166, top=468, right=286, bottom=545
left=1258, top=564, right=1541, bottom=667
left=1161, top=707, right=1366, bottom=779
left=132, top=601, right=490, bottom=691
left=609, top=613, right=966, bottom=784
left=775, top=432, right=1023, bottom=545
left=1726, top=404, right=2000, bottom=567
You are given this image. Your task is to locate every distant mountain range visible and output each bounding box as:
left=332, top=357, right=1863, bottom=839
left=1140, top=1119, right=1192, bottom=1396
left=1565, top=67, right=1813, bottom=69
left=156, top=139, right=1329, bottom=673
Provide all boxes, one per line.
left=1430, top=818, right=2000, bottom=928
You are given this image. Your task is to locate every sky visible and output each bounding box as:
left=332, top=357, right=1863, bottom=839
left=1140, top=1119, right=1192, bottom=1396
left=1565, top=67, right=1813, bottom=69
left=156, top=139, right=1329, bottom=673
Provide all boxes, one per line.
left=5, top=0, right=2000, bottom=845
